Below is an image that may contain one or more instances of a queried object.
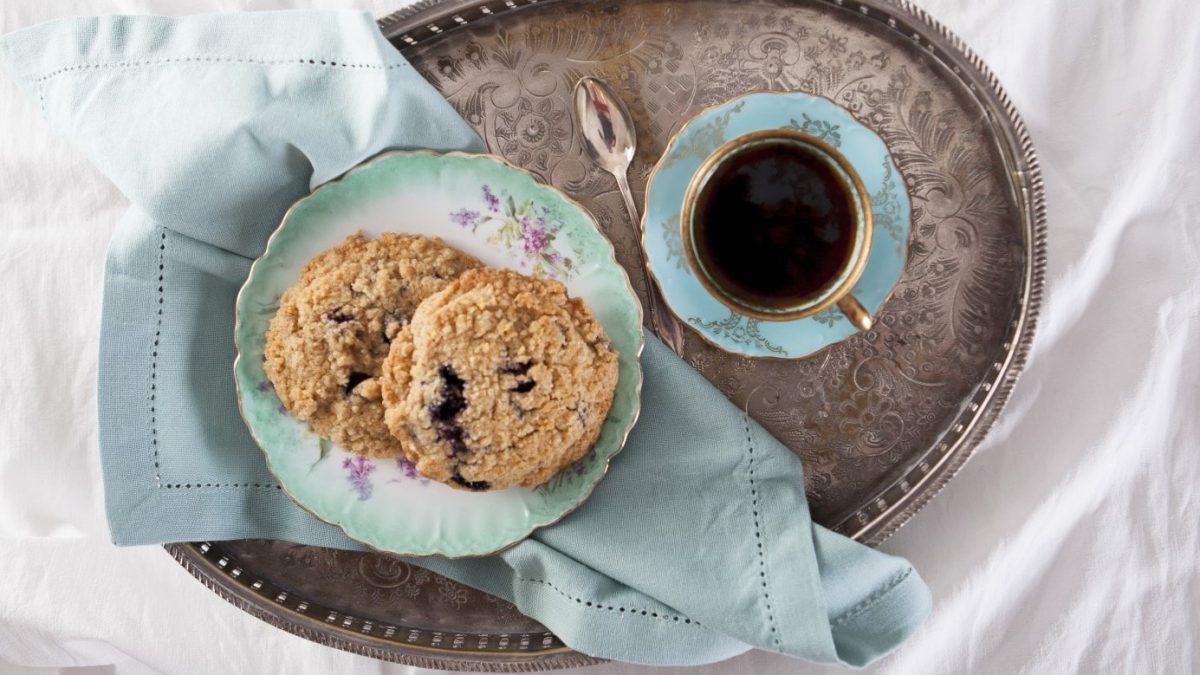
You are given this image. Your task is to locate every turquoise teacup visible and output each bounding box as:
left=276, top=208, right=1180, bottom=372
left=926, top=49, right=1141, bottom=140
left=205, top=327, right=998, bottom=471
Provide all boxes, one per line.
left=679, top=128, right=875, bottom=331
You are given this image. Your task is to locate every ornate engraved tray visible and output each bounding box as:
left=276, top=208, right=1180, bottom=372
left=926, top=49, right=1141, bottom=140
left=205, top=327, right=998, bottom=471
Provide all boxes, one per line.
left=167, top=0, right=1045, bottom=669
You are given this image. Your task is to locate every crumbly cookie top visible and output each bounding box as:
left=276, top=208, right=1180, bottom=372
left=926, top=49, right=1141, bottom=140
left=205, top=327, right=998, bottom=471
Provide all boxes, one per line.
left=382, top=267, right=618, bottom=489
left=264, top=232, right=481, bottom=458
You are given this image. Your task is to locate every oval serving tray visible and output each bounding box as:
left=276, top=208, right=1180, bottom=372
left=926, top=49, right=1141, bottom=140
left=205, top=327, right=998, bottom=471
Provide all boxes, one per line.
left=169, top=0, right=1046, bottom=669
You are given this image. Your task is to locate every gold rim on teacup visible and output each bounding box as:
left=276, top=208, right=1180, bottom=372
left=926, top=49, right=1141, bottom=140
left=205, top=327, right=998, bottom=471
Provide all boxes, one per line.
left=679, top=128, right=875, bottom=331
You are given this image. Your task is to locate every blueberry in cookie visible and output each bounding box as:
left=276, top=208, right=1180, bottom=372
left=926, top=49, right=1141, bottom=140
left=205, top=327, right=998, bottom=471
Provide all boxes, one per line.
left=380, top=267, right=619, bottom=490
left=264, top=232, right=481, bottom=458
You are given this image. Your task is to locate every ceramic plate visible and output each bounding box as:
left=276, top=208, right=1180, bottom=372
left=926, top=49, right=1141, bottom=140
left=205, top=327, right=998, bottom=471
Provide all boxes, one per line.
left=234, top=151, right=643, bottom=557
left=643, top=91, right=911, bottom=359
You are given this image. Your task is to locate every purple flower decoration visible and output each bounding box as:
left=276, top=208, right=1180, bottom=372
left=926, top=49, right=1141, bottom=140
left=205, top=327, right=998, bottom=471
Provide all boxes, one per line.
left=522, top=222, right=549, bottom=254
left=391, top=457, right=430, bottom=485
left=482, top=185, right=500, bottom=213
left=396, top=457, right=420, bottom=480
left=571, top=458, right=590, bottom=476
left=342, top=456, right=376, bottom=500
left=257, top=380, right=275, bottom=393
left=450, top=208, right=481, bottom=228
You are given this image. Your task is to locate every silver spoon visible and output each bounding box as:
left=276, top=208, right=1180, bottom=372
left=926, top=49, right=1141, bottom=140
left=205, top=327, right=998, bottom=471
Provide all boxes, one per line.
left=572, top=76, right=686, bottom=356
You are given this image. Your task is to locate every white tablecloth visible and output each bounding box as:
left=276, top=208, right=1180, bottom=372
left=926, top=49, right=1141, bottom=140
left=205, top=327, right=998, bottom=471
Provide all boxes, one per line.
left=2, top=0, right=1197, bottom=673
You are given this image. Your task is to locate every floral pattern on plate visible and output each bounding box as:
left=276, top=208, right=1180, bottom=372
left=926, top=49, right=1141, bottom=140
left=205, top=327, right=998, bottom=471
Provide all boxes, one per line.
left=450, top=184, right=576, bottom=279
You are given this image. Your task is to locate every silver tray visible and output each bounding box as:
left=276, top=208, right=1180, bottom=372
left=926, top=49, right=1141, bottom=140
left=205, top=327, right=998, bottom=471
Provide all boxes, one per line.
left=168, top=0, right=1045, bottom=669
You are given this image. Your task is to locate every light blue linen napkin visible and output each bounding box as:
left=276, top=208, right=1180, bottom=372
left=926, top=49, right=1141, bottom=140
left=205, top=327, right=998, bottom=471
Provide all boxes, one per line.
left=1, top=11, right=930, bottom=667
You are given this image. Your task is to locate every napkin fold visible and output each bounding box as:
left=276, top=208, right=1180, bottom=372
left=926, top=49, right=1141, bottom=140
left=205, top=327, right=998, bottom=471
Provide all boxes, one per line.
left=1, top=11, right=929, bottom=667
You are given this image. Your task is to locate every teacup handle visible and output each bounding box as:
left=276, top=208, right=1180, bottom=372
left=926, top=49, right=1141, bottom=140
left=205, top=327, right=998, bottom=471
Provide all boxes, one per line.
left=836, top=295, right=873, bottom=332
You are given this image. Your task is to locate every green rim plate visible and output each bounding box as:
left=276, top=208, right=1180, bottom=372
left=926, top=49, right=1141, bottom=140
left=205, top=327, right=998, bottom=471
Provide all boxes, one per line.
left=234, top=151, right=644, bottom=557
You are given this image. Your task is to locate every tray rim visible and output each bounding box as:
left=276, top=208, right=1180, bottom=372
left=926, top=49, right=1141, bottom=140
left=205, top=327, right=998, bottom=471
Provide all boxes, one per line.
left=169, top=0, right=1047, bottom=669
left=166, top=541, right=601, bottom=671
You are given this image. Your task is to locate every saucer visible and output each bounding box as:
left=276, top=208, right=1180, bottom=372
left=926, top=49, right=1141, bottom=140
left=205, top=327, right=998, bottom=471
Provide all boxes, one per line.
left=642, top=91, right=911, bottom=359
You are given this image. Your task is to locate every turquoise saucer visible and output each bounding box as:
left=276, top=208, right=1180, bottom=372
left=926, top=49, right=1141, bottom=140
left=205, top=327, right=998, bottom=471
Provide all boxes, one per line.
left=643, top=91, right=910, bottom=359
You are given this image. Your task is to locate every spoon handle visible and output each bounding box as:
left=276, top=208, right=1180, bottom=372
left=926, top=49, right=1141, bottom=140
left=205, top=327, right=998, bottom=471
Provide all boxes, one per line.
left=615, top=170, right=687, bottom=357
left=614, top=171, right=641, bottom=231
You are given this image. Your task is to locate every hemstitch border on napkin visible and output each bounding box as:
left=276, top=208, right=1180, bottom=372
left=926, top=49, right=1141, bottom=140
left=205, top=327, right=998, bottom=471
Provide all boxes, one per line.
left=515, top=576, right=702, bottom=628
left=33, top=57, right=411, bottom=115
left=830, top=567, right=915, bottom=627
left=151, top=229, right=164, bottom=482
left=743, top=415, right=782, bottom=649
left=148, top=225, right=280, bottom=491
left=33, top=56, right=410, bottom=84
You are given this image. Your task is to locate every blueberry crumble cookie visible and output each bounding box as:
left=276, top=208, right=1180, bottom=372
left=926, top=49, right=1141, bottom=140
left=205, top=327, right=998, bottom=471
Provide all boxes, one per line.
left=380, top=268, right=619, bottom=490
left=264, top=232, right=481, bottom=458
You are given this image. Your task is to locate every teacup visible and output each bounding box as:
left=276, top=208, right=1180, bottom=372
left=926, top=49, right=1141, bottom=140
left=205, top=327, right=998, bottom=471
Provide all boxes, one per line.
left=680, top=129, right=874, bottom=331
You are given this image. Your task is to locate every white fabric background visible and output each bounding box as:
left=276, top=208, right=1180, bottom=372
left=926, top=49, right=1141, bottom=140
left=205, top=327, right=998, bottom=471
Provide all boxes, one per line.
left=1, top=0, right=1197, bottom=673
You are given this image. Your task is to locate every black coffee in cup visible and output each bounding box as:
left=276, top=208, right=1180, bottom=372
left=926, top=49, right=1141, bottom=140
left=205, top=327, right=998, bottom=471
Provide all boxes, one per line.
left=691, top=140, right=857, bottom=310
